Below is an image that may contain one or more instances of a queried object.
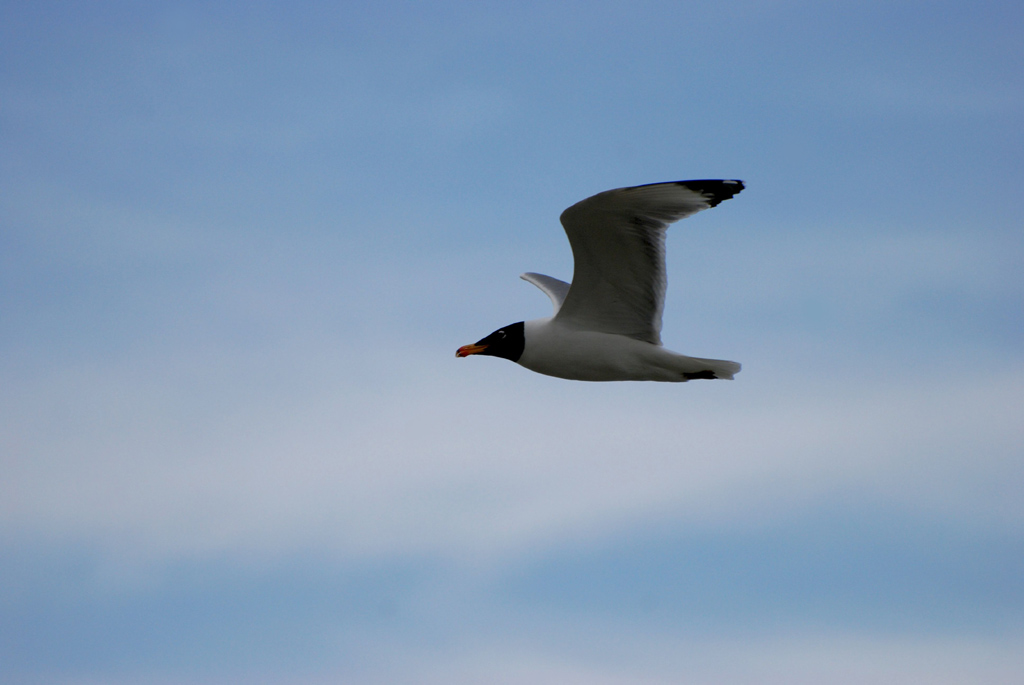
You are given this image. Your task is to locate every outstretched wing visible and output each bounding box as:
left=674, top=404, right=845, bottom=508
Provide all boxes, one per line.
left=555, top=180, right=743, bottom=344
left=521, top=272, right=571, bottom=314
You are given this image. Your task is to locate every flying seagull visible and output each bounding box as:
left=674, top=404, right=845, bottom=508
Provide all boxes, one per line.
left=456, top=180, right=744, bottom=382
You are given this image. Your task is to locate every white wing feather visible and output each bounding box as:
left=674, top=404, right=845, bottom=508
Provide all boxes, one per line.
left=555, top=180, right=743, bottom=344
left=520, top=272, right=571, bottom=314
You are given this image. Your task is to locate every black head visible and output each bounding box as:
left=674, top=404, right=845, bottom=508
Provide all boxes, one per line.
left=455, top=321, right=525, bottom=362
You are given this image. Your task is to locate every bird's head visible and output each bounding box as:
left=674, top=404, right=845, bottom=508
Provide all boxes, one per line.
left=456, top=321, right=525, bottom=362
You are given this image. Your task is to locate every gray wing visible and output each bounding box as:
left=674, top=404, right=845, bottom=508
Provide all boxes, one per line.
left=555, top=180, right=744, bottom=344
left=521, top=272, right=571, bottom=314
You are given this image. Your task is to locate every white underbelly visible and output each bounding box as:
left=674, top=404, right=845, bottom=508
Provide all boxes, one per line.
left=518, top=319, right=682, bottom=382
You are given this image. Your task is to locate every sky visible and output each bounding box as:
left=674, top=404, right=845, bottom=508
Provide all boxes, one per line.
left=1, top=1, right=1022, bottom=683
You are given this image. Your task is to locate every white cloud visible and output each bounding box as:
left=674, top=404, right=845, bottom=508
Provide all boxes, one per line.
left=367, top=632, right=1024, bottom=685
left=3, top=323, right=1021, bottom=570
left=52, top=630, right=1023, bottom=685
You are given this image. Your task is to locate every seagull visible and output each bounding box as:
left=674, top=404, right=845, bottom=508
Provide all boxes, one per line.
left=456, top=180, right=744, bottom=382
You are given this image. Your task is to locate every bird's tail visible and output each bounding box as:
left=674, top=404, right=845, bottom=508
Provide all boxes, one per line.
left=676, top=355, right=741, bottom=381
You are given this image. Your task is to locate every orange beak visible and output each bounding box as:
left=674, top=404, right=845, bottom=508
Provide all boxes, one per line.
left=455, top=343, right=488, bottom=358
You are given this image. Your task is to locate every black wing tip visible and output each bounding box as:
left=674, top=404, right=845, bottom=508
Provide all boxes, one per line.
left=676, top=179, right=745, bottom=207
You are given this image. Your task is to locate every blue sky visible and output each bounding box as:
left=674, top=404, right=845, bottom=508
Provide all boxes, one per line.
left=2, top=1, right=1022, bottom=682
